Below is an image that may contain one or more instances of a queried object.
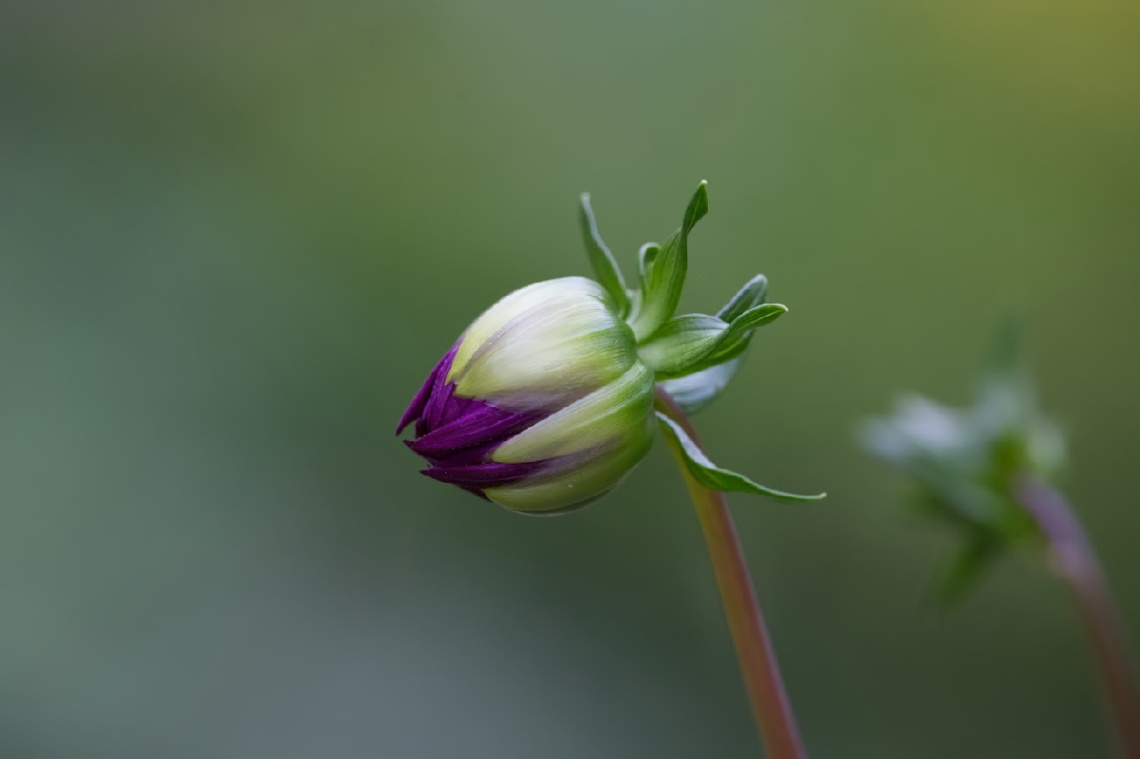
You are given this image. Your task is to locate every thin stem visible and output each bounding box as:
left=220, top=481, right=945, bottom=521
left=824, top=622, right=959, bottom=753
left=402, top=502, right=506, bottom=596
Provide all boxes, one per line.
left=1014, top=474, right=1140, bottom=758
left=655, top=388, right=806, bottom=759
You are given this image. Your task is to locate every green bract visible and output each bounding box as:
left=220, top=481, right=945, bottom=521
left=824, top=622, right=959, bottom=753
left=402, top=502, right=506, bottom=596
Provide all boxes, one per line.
left=577, top=182, right=821, bottom=504
left=581, top=182, right=793, bottom=409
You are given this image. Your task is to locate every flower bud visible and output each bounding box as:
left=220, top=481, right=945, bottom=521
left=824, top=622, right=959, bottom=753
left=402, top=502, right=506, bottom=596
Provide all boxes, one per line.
left=397, top=277, right=656, bottom=514
left=397, top=183, right=815, bottom=514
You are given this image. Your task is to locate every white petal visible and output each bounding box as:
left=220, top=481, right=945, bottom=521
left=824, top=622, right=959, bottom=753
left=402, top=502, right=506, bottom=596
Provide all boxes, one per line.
left=450, top=277, right=636, bottom=408
left=492, top=362, right=655, bottom=462
left=484, top=428, right=653, bottom=513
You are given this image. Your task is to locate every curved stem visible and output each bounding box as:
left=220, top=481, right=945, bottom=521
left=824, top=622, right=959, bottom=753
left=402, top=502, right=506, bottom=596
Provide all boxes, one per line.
left=656, top=388, right=806, bottom=759
left=1014, top=474, right=1140, bottom=758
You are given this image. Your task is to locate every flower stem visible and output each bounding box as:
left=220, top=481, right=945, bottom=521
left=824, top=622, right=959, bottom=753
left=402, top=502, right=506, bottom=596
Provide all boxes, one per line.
left=1014, top=473, right=1140, bottom=758
left=655, top=388, right=806, bottom=759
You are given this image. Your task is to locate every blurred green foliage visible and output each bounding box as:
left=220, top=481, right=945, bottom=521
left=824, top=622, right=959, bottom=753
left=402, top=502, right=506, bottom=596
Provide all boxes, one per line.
left=862, top=323, right=1067, bottom=604
left=2, top=0, right=1139, bottom=757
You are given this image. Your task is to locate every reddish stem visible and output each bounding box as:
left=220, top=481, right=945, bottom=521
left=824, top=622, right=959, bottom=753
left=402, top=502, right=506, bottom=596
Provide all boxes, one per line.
left=1014, top=474, right=1140, bottom=758
left=656, top=388, right=806, bottom=759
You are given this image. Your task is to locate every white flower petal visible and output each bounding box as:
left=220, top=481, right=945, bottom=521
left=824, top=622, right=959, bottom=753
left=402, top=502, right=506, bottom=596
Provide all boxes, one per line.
left=492, top=362, right=655, bottom=462
left=450, top=277, right=637, bottom=408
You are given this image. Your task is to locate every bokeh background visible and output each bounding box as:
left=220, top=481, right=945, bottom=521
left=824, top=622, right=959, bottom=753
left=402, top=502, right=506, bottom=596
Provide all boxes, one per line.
left=3, top=0, right=1139, bottom=756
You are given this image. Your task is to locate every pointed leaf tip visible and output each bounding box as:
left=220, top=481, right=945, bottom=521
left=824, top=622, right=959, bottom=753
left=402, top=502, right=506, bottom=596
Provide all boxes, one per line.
left=683, top=181, right=710, bottom=234
left=717, top=275, right=769, bottom=322
left=629, top=181, right=711, bottom=341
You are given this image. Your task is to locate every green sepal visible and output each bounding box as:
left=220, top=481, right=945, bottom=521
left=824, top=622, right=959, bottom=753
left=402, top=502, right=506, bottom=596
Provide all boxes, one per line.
left=707, top=302, right=787, bottom=364
left=637, top=303, right=787, bottom=379
left=637, top=242, right=660, bottom=283
left=655, top=412, right=826, bottom=503
left=655, top=275, right=772, bottom=414
left=629, top=181, right=708, bottom=341
left=578, top=193, right=631, bottom=318
left=637, top=314, right=724, bottom=376
left=717, top=274, right=769, bottom=322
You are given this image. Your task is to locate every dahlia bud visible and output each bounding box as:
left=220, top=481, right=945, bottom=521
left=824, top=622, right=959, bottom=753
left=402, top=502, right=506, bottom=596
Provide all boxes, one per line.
left=398, top=182, right=822, bottom=513
left=861, top=320, right=1067, bottom=602
left=397, top=277, right=656, bottom=513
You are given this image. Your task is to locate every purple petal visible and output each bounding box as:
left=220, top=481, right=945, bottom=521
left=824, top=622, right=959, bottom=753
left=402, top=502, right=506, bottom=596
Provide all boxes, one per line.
left=421, top=460, right=547, bottom=489
left=398, top=335, right=563, bottom=502
left=407, top=438, right=501, bottom=468
left=419, top=341, right=463, bottom=435
left=439, top=393, right=475, bottom=427
left=397, top=340, right=460, bottom=435
left=396, top=356, right=444, bottom=434
left=408, top=403, right=539, bottom=459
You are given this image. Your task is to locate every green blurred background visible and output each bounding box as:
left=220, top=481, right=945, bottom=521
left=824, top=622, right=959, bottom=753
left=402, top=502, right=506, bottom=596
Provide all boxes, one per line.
left=3, top=0, right=1139, bottom=756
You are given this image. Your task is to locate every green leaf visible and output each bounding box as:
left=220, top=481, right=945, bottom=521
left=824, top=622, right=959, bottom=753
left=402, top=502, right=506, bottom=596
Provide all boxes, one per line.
left=656, top=412, right=826, bottom=503
left=658, top=356, right=746, bottom=414
left=578, top=193, right=630, bottom=318
left=717, top=274, right=768, bottom=322
left=629, top=181, right=708, bottom=341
